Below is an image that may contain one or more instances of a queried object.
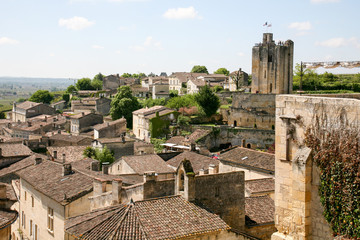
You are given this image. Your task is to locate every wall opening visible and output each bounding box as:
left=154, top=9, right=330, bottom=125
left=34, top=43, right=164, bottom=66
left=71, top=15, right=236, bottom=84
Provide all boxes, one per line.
left=234, top=120, right=237, bottom=127
left=179, top=171, right=184, bottom=192
left=242, top=140, right=246, bottom=148
left=270, top=83, right=273, bottom=93
left=247, top=143, right=251, bottom=149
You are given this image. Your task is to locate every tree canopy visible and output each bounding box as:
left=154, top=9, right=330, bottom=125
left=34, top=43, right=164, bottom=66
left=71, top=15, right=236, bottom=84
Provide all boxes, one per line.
left=166, top=94, right=196, bottom=110
left=191, top=65, right=208, bottom=74
left=110, top=86, right=140, bottom=128
left=29, top=90, right=54, bottom=104
left=66, top=85, right=77, bottom=93
left=214, top=67, right=229, bottom=76
left=93, top=72, right=105, bottom=82
left=194, top=85, right=220, bottom=117
left=76, top=78, right=94, bottom=90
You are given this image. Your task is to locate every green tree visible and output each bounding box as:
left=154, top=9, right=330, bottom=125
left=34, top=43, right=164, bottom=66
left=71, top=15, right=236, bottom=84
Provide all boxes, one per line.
left=83, top=146, right=96, bottom=158
left=177, top=115, right=191, bottom=127
left=76, top=78, right=94, bottom=90
left=195, top=85, right=220, bottom=117
left=121, top=73, right=132, bottom=78
left=29, top=90, right=54, bottom=104
left=62, top=93, right=70, bottom=103
left=95, top=146, right=115, bottom=165
left=214, top=67, right=229, bottom=76
left=66, top=85, right=77, bottom=93
left=166, top=94, right=196, bottom=110
left=169, top=90, right=178, bottom=98
left=150, top=138, right=166, bottom=153
left=110, top=86, right=140, bottom=128
left=0, top=112, right=5, bottom=119
left=140, top=98, right=166, bottom=108
left=93, top=72, right=104, bottom=82
left=191, top=65, right=208, bottom=74
left=91, top=79, right=102, bottom=90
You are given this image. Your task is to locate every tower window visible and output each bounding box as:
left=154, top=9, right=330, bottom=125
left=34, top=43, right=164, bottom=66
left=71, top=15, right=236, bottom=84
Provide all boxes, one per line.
left=264, top=70, right=267, bottom=78
left=269, top=55, right=273, bottom=62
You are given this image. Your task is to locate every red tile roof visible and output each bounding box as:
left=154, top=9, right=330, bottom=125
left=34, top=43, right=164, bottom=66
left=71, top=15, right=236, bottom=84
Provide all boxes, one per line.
left=245, top=178, right=275, bottom=195
left=0, top=209, right=18, bottom=229
left=122, top=155, right=174, bottom=175
left=66, top=196, right=230, bottom=239
left=245, top=196, right=275, bottom=226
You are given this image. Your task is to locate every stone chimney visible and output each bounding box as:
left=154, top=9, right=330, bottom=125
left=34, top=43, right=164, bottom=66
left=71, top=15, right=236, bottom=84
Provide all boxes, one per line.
left=44, top=116, right=48, bottom=122
left=53, top=151, right=57, bottom=159
left=106, top=122, right=110, bottom=127
left=0, top=184, right=6, bottom=200
left=93, top=178, right=106, bottom=195
left=90, top=161, right=100, bottom=171
left=199, top=169, right=205, bottom=175
left=62, top=163, right=72, bottom=176
left=190, top=143, right=196, bottom=152
left=81, top=112, right=85, bottom=117
left=112, top=179, right=122, bottom=204
left=27, top=121, right=32, bottom=127
left=62, top=153, right=66, bottom=163
left=208, top=164, right=218, bottom=174
left=34, top=157, right=42, bottom=165
left=143, top=171, right=157, bottom=182
left=102, top=162, right=109, bottom=175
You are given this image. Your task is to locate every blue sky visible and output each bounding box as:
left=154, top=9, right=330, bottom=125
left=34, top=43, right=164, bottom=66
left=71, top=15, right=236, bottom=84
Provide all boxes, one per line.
left=0, top=0, right=359, bottom=78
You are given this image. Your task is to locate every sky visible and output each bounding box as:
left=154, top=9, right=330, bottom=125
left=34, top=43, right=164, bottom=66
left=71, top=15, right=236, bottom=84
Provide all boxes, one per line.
left=0, top=0, right=359, bottom=79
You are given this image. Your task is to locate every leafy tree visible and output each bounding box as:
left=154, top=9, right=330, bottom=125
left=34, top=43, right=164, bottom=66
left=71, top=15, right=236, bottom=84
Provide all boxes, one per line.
left=83, top=146, right=96, bottom=158
left=150, top=138, right=166, bottom=153
left=29, top=90, right=54, bottom=104
left=95, top=146, right=114, bottom=165
left=93, top=72, right=104, bottom=82
left=230, top=68, right=245, bottom=90
left=0, top=112, right=5, bottom=119
left=62, top=93, right=70, bottom=103
left=195, top=85, right=220, bottom=117
left=177, top=115, right=191, bottom=126
left=214, top=67, right=229, bottom=76
left=66, top=85, right=77, bottom=93
left=148, top=72, right=156, bottom=77
left=169, top=90, right=178, bottom=98
left=110, top=86, right=141, bottom=128
left=121, top=73, right=132, bottom=78
left=91, top=79, right=102, bottom=90
left=166, top=94, right=196, bottom=110
left=191, top=65, right=208, bottom=74
left=212, top=86, right=223, bottom=93
left=140, top=98, right=166, bottom=108
left=76, top=78, right=94, bottom=90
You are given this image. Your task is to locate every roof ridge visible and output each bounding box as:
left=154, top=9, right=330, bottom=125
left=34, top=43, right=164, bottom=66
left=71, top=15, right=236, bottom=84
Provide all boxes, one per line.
left=108, top=204, right=134, bottom=240
left=245, top=178, right=273, bottom=182
left=134, top=195, right=180, bottom=203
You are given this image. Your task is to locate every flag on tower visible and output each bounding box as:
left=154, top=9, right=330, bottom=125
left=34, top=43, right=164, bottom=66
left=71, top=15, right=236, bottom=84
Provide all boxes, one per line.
left=263, top=22, right=268, bottom=26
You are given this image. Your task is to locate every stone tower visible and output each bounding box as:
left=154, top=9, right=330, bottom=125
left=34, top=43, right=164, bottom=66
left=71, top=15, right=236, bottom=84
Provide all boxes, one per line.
left=251, top=33, right=294, bottom=94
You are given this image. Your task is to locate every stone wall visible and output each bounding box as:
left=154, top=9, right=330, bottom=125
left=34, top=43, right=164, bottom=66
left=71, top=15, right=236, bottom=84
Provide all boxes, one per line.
left=246, top=224, right=277, bottom=240
left=271, top=94, right=360, bottom=239
left=195, top=171, right=245, bottom=230
left=143, top=178, right=175, bottom=199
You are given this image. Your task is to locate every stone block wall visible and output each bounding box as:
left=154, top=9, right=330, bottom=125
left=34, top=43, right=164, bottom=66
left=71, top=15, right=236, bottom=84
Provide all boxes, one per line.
left=272, top=94, right=360, bottom=239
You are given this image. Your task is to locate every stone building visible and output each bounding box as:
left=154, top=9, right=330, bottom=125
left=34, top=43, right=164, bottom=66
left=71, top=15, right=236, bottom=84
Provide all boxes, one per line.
left=71, top=97, right=111, bottom=115
left=10, top=101, right=56, bottom=122
left=168, top=72, right=204, bottom=94
left=228, top=69, right=249, bottom=91
left=92, top=137, right=135, bottom=159
left=0, top=143, right=33, bottom=168
left=48, top=133, right=92, bottom=146
left=93, top=117, right=126, bottom=139
left=70, top=112, right=103, bottom=135
left=251, top=33, right=294, bottom=94
left=152, top=81, right=170, bottom=99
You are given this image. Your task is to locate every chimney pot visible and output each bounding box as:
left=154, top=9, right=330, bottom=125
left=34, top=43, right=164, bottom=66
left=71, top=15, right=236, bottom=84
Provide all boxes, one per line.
left=62, top=163, right=72, bottom=176
left=208, top=164, right=218, bottom=174
left=62, top=153, right=66, bottom=163
left=199, top=169, right=205, bottom=175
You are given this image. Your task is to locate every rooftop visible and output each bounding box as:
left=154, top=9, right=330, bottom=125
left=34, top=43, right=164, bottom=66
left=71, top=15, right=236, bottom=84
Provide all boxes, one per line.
left=166, top=151, right=219, bottom=174
left=49, top=133, right=91, bottom=143
left=93, top=118, right=126, bottom=131
left=47, top=146, right=88, bottom=163
left=245, top=196, right=275, bottom=226
left=0, top=209, right=18, bottom=230
left=245, top=178, right=275, bottom=195
left=0, top=143, right=33, bottom=157
left=0, top=154, right=47, bottom=178
left=220, top=146, right=275, bottom=172
left=17, top=160, right=93, bottom=205
left=121, top=154, right=174, bottom=174
left=15, top=101, right=41, bottom=110
left=66, top=195, right=230, bottom=240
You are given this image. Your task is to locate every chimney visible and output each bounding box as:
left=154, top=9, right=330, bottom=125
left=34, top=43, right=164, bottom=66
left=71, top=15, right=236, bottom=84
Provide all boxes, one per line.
left=44, top=116, right=48, bottom=122
left=0, top=184, right=6, bottom=200
left=93, top=178, right=106, bottom=195
left=121, top=134, right=125, bottom=143
left=53, top=151, right=57, bottom=159
left=199, top=169, right=205, bottom=175
left=34, top=157, right=42, bottom=165
left=81, top=112, right=85, bottom=117
left=112, top=179, right=122, bottom=204
left=62, top=163, right=72, bottom=176
left=90, top=161, right=100, bottom=171
left=62, top=153, right=66, bottom=163
left=102, top=162, right=109, bottom=175
left=208, top=164, right=218, bottom=174
left=58, top=129, right=61, bottom=134
left=27, top=121, right=32, bottom=127
left=143, top=171, right=157, bottom=182
left=106, top=122, right=110, bottom=127
left=190, top=143, right=196, bottom=152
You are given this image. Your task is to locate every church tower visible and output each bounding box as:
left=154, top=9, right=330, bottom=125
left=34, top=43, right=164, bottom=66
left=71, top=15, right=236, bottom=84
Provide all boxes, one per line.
left=251, top=33, right=294, bottom=94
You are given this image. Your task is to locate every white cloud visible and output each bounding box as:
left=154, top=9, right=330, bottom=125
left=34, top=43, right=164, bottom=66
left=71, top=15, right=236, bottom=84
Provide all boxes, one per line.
left=163, top=6, right=201, bottom=20
left=237, top=52, right=244, bottom=57
left=130, top=36, right=163, bottom=52
left=288, top=21, right=312, bottom=31
left=92, top=45, right=104, bottom=49
left=316, top=38, right=347, bottom=48
left=311, top=0, right=340, bottom=3
left=58, top=16, right=94, bottom=30
left=0, top=37, right=19, bottom=45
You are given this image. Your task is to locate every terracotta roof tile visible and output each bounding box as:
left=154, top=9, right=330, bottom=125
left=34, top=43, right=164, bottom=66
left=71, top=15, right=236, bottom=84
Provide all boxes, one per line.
left=122, top=155, right=174, bottom=175
left=93, top=118, right=126, bottom=131
left=245, top=178, right=275, bottom=195
left=49, top=134, right=91, bottom=143
left=16, top=160, right=93, bottom=205
left=165, top=136, right=185, bottom=145
left=0, top=209, right=18, bottom=229
left=47, top=146, right=87, bottom=163
left=0, top=154, right=46, bottom=178
left=15, top=101, right=41, bottom=110
left=245, top=196, right=274, bottom=226
left=166, top=151, right=219, bottom=174
left=66, top=196, right=230, bottom=240
left=186, top=129, right=211, bottom=143
left=0, top=143, right=33, bottom=157
left=220, top=147, right=275, bottom=172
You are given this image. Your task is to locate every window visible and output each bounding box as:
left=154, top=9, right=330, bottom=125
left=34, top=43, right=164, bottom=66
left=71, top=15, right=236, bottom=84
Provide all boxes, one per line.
left=47, top=207, right=54, bottom=233
left=30, top=220, right=33, bottom=236
left=215, top=186, right=220, bottom=197
left=34, top=224, right=38, bottom=240
left=24, top=191, right=27, bottom=201
left=31, top=196, right=34, bottom=207
left=21, top=211, right=25, bottom=228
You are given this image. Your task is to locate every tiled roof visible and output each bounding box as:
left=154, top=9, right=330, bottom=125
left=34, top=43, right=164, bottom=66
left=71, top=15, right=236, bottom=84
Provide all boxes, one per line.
left=165, top=136, right=185, bottom=145
left=122, top=155, right=174, bottom=174
left=0, top=143, right=33, bottom=157
left=47, top=146, right=87, bottom=163
left=0, top=136, right=23, bottom=143
left=93, top=118, right=126, bottom=131
left=144, top=109, right=174, bottom=119
left=0, top=209, right=18, bottom=229
left=16, top=160, right=93, bottom=205
left=49, top=133, right=91, bottom=143
left=186, top=129, right=211, bottom=143
left=132, top=106, right=167, bottom=115
left=220, top=147, right=275, bottom=172
left=169, top=72, right=205, bottom=83
left=189, top=78, right=206, bottom=87
left=2, top=183, right=17, bottom=201
left=245, top=178, right=275, bottom=195
left=66, top=196, right=230, bottom=240
left=0, top=154, right=47, bottom=178
left=93, top=137, right=134, bottom=144
left=15, top=101, right=41, bottom=110
left=245, top=196, right=275, bottom=226
left=166, top=151, right=219, bottom=174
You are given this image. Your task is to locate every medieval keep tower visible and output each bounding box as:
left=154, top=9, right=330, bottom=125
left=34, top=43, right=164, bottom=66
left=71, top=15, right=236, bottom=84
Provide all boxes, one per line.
left=251, top=33, right=294, bottom=94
